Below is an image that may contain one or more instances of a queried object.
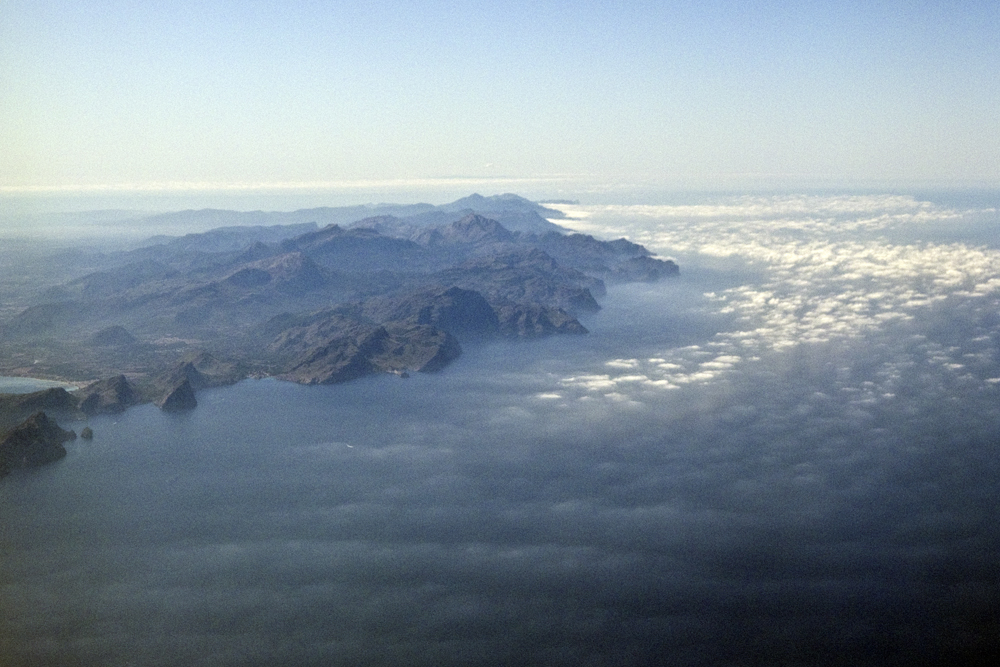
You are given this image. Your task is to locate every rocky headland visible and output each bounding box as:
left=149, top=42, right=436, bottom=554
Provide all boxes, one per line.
left=0, top=411, right=76, bottom=478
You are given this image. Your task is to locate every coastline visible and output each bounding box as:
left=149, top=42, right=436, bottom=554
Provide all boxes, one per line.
left=0, top=375, right=83, bottom=394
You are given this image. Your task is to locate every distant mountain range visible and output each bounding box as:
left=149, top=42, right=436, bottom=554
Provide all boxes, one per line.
left=140, top=193, right=569, bottom=251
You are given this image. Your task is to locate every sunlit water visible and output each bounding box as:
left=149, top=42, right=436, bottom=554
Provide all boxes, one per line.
left=2, top=193, right=999, bottom=666
left=0, top=377, right=79, bottom=394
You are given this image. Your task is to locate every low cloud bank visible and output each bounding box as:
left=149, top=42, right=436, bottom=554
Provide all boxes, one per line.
left=3, top=194, right=1000, bottom=665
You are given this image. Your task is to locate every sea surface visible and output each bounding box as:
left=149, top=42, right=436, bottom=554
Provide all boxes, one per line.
left=2, top=192, right=999, bottom=666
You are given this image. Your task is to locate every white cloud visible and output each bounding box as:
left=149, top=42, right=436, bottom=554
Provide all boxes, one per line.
left=605, top=359, right=640, bottom=369
left=551, top=195, right=1000, bottom=405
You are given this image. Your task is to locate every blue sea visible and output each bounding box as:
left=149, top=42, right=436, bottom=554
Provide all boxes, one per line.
left=2, top=191, right=999, bottom=666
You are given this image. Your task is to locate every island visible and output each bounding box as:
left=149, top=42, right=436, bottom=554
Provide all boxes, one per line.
left=0, top=194, right=678, bottom=473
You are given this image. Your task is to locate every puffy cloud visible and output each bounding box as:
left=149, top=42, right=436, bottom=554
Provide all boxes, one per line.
left=550, top=195, right=1000, bottom=407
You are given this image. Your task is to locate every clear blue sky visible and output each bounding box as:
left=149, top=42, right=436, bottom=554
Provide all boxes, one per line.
left=2, top=0, right=998, bottom=193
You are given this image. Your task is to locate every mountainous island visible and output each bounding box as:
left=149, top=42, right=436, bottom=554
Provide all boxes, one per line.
left=0, top=194, right=677, bottom=475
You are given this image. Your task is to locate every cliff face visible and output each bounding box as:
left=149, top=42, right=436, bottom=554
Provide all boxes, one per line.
left=494, top=303, right=589, bottom=337
left=0, top=387, right=79, bottom=433
left=151, top=352, right=245, bottom=393
left=1, top=387, right=76, bottom=414
left=277, top=323, right=461, bottom=385
left=361, top=287, right=501, bottom=339
left=156, top=379, right=197, bottom=411
left=78, top=376, right=141, bottom=415
left=0, top=412, right=75, bottom=478
left=434, top=249, right=603, bottom=314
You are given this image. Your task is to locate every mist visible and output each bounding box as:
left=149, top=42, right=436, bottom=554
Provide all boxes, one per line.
left=2, top=193, right=999, bottom=666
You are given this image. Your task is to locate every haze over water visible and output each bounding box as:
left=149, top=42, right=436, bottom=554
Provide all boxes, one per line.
left=5, top=0, right=998, bottom=660
left=2, top=191, right=998, bottom=665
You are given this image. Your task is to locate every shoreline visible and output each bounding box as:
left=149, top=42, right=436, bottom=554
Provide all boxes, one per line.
left=0, top=375, right=84, bottom=394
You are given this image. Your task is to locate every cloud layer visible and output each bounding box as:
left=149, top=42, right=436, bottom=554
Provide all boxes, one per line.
left=2, top=193, right=999, bottom=665
left=550, top=196, right=1000, bottom=404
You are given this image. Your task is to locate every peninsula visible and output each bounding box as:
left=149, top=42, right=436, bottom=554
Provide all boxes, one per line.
left=0, top=194, right=677, bottom=463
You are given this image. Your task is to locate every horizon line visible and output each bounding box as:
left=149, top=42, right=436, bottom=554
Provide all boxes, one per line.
left=0, top=176, right=591, bottom=195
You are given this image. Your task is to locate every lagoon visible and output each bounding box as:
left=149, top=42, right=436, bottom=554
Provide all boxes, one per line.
left=0, top=377, right=79, bottom=394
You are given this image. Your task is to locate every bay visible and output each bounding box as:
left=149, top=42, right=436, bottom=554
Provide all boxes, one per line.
left=0, top=377, right=79, bottom=394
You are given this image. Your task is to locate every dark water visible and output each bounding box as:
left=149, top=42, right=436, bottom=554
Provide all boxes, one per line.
left=3, top=197, right=1000, bottom=666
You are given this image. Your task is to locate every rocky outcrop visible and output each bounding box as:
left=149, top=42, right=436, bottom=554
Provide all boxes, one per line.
left=151, top=352, right=245, bottom=395
left=78, top=375, right=141, bottom=415
left=265, top=279, right=590, bottom=384
left=281, top=225, right=428, bottom=272
left=437, top=248, right=602, bottom=314
left=242, top=252, right=327, bottom=292
left=494, top=303, right=589, bottom=337
left=277, top=323, right=461, bottom=385
left=363, top=285, right=588, bottom=340
left=265, top=306, right=366, bottom=359
left=0, top=387, right=77, bottom=414
left=158, top=360, right=207, bottom=392
left=378, top=324, right=462, bottom=373
left=156, top=379, right=197, bottom=411
left=610, top=256, right=679, bottom=282
left=412, top=213, right=517, bottom=247
left=362, top=287, right=501, bottom=339
left=283, top=325, right=385, bottom=384
left=0, top=387, right=79, bottom=432
left=0, top=412, right=75, bottom=478
left=530, top=231, right=678, bottom=282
